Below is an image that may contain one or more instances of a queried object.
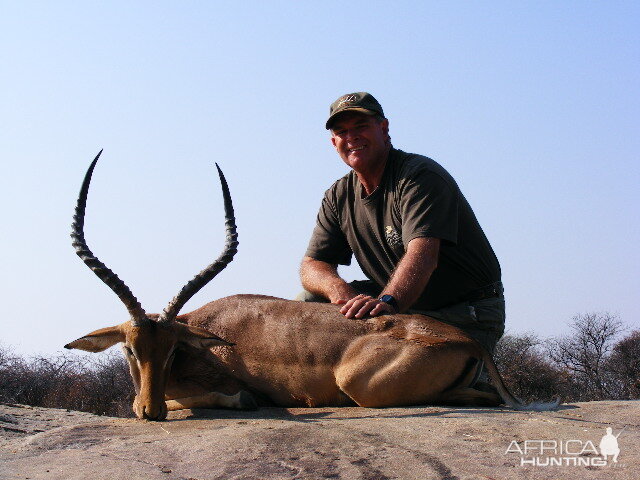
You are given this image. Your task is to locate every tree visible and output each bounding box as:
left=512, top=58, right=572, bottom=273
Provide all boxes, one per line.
left=547, top=312, right=624, bottom=400
left=605, top=330, right=640, bottom=399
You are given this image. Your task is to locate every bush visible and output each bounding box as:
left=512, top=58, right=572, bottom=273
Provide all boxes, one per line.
left=495, top=314, right=639, bottom=403
left=0, top=345, right=134, bottom=417
left=493, top=333, right=570, bottom=403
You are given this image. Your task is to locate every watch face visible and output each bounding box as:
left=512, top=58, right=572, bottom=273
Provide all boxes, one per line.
left=379, top=295, right=398, bottom=311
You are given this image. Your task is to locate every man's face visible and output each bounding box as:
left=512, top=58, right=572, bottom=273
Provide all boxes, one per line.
left=330, top=112, right=390, bottom=172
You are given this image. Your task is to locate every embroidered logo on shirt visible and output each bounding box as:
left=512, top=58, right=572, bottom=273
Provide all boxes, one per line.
left=385, top=226, right=402, bottom=247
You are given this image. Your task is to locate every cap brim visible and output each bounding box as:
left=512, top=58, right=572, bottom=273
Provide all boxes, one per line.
left=325, top=107, right=377, bottom=129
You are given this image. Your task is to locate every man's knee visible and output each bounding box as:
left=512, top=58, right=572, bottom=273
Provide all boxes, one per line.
left=294, top=280, right=380, bottom=303
left=294, top=289, right=329, bottom=303
left=348, top=280, right=381, bottom=298
left=410, top=297, right=505, bottom=353
left=471, top=330, right=503, bottom=354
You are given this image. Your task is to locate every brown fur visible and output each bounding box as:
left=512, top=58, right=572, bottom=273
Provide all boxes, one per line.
left=68, top=293, right=530, bottom=420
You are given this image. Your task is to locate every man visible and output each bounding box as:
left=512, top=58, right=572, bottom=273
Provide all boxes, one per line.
left=298, top=92, right=504, bottom=355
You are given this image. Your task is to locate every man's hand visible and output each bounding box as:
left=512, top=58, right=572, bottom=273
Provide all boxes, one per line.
left=339, top=294, right=395, bottom=319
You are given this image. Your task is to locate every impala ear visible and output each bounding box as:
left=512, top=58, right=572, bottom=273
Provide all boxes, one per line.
left=178, top=324, right=235, bottom=350
left=64, top=326, right=125, bottom=352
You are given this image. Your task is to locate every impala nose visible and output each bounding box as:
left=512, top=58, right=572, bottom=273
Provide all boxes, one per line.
left=141, top=403, right=167, bottom=421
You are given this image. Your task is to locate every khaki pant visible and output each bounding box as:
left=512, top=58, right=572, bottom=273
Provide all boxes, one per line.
left=295, top=280, right=505, bottom=353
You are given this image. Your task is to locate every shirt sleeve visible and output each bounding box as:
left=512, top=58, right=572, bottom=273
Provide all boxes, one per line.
left=305, top=192, right=353, bottom=265
left=399, top=170, right=459, bottom=246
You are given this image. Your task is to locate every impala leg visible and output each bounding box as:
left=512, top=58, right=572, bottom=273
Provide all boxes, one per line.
left=165, top=390, right=257, bottom=411
left=335, top=335, right=477, bottom=407
left=436, top=387, right=501, bottom=407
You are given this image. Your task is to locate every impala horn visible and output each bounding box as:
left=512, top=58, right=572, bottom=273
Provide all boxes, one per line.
left=158, top=164, right=238, bottom=324
left=71, top=152, right=238, bottom=327
left=71, top=150, right=149, bottom=326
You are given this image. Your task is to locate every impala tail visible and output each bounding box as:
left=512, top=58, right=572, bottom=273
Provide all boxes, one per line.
left=481, top=348, right=561, bottom=411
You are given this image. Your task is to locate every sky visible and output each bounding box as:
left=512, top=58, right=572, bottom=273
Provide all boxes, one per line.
left=1, top=1, right=638, bottom=356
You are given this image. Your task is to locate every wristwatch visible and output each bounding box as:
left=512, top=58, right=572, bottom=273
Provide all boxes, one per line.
left=378, top=295, right=399, bottom=313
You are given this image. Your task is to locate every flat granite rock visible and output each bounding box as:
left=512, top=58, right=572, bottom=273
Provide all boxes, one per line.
left=1, top=401, right=638, bottom=480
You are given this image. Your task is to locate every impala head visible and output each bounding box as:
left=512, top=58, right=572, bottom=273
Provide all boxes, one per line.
left=65, top=151, right=238, bottom=420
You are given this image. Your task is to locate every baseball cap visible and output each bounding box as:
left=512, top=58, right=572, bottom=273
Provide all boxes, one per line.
left=326, top=92, right=385, bottom=129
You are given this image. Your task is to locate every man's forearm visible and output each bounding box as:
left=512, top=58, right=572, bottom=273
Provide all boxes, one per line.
left=381, top=237, right=440, bottom=312
left=338, top=237, right=440, bottom=318
left=300, top=256, right=358, bottom=304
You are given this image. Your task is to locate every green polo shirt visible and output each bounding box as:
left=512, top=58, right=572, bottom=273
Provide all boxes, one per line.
left=305, top=148, right=501, bottom=310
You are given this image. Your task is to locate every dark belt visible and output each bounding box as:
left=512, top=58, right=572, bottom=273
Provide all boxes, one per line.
left=464, top=281, right=503, bottom=303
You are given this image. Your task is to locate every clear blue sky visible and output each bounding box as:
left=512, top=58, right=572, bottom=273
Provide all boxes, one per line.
left=1, top=1, right=638, bottom=355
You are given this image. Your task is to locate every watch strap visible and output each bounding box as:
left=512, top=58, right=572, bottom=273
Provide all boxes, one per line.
left=379, top=294, right=399, bottom=312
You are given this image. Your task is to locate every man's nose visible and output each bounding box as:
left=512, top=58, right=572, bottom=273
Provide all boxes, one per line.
left=345, top=129, right=359, bottom=141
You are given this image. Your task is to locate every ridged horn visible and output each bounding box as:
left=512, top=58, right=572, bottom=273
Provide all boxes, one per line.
left=71, top=150, right=149, bottom=327
left=157, top=164, right=238, bottom=324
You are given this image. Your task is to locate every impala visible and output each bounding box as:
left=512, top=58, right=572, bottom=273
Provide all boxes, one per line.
left=66, top=151, right=559, bottom=420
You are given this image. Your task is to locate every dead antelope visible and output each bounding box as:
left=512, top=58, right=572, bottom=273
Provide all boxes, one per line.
left=66, top=151, right=559, bottom=420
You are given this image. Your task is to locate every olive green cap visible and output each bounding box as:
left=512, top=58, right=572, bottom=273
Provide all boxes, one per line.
left=326, top=92, right=385, bottom=129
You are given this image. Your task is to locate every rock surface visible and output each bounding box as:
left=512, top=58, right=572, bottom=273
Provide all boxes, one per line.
left=1, top=401, right=638, bottom=480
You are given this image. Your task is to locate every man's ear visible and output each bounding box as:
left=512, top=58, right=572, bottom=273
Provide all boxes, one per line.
left=64, top=326, right=125, bottom=352
left=177, top=324, right=235, bottom=350
left=381, top=118, right=390, bottom=138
